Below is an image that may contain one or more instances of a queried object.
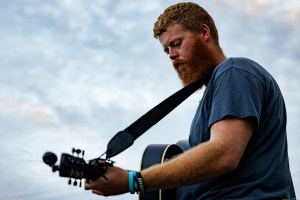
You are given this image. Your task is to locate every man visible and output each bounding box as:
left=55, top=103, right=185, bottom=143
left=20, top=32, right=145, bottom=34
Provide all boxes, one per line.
left=85, top=2, right=296, bottom=199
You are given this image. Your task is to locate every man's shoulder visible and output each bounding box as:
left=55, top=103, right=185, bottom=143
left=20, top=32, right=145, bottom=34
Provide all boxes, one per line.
left=212, top=57, right=268, bottom=82
left=216, top=57, right=258, bottom=73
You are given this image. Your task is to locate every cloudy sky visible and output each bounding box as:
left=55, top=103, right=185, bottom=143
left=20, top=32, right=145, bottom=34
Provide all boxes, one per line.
left=0, top=0, right=299, bottom=199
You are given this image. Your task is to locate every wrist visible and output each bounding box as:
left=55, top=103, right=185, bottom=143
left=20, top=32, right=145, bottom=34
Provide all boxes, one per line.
left=136, top=171, right=145, bottom=193
left=128, top=171, right=145, bottom=194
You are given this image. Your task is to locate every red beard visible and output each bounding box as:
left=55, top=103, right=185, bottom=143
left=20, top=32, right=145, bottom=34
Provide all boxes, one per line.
left=173, top=41, right=217, bottom=87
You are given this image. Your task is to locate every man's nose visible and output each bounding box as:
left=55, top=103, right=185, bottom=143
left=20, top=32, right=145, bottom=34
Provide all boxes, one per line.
left=169, top=48, right=179, bottom=60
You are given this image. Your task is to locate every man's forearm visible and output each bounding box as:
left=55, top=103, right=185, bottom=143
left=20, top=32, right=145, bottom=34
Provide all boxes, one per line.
left=141, top=140, right=234, bottom=191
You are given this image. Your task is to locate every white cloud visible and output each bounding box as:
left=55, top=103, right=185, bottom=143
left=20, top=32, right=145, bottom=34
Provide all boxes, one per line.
left=0, top=0, right=299, bottom=198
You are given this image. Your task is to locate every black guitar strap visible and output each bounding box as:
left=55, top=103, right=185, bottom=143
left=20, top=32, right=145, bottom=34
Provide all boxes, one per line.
left=105, top=78, right=205, bottom=158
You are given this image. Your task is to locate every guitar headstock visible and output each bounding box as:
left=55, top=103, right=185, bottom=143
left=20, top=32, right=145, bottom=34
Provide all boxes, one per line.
left=43, top=148, right=114, bottom=187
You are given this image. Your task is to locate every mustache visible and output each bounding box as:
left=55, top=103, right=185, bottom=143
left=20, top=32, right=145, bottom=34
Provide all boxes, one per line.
left=172, top=59, right=186, bottom=69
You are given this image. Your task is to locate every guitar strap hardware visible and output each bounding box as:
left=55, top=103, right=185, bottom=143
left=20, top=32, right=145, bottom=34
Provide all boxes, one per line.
left=105, top=77, right=205, bottom=158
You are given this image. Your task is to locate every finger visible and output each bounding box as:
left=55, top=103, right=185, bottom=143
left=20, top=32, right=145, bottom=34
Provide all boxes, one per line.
left=98, top=159, right=107, bottom=164
left=84, top=177, right=106, bottom=190
left=85, top=181, right=97, bottom=190
left=92, top=189, right=104, bottom=196
left=84, top=182, right=91, bottom=190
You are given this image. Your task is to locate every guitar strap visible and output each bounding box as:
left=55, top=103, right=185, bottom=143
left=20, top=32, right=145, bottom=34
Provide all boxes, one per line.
left=105, top=78, right=205, bottom=158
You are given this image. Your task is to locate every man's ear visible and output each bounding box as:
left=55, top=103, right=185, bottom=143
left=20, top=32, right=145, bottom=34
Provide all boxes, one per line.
left=201, top=24, right=210, bottom=41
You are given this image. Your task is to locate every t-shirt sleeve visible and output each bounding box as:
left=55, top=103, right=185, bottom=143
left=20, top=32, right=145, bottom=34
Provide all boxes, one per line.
left=208, top=67, right=263, bottom=128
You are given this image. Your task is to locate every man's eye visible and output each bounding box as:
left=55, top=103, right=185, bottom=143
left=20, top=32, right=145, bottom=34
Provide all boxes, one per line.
left=174, top=42, right=181, bottom=47
left=164, top=48, right=169, bottom=54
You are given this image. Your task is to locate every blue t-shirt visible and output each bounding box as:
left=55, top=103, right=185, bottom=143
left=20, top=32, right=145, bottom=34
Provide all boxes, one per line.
left=176, top=57, right=296, bottom=199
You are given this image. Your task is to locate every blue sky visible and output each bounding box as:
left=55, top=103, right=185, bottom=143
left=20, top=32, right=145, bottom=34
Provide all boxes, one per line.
left=0, top=0, right=299, bottom=199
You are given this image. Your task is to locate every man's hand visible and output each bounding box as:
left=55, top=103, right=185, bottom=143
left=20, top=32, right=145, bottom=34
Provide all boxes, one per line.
left=85, top=165, right=129, bottom=196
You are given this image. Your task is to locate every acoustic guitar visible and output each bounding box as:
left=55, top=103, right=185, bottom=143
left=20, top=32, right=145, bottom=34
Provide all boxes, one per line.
left=43, top=140, right=189, bottom=199
left=43, top=148, right=114, bottom=187
left=139, top=140, right=189, bottom=200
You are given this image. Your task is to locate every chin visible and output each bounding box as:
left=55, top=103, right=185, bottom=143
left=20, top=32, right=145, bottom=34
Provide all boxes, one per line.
left=181, top=76, right=198, bottom=86
left=181, top=79, right=194, bottom=87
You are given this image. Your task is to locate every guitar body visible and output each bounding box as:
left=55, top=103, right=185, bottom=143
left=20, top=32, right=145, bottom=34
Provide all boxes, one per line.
left=139, top=140, right=189, bottom=200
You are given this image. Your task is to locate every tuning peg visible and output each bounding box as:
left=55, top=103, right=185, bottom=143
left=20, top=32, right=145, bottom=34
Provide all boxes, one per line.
left=68, top=178, right=72, bottom=185
left=73, top=180, right=77, bottom=186
left=72, top=148, right=82, bottom=155
left=43, top=152, right=57, bottom=166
